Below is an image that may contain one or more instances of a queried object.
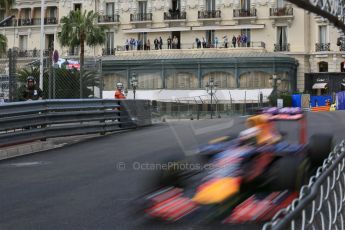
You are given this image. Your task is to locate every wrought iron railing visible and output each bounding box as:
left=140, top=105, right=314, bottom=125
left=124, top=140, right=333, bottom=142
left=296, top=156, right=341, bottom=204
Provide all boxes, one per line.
left=315, top=43, right=330, bottom=52
left=198, top=10, right=221, bottom=19
left=45, top=17, right=58, bottom=24
left=274, top=43, right=290, bottom=52
left=18, top=18, right=32, bottom=26
left=17, top=49, right=51, bottom=58
left=269, top=7, right=294, bottom=16
left=98, top=14, right=120, bottom=23
left=130, top=13, right=152, bottom=22
left=164, top=11, right=187, bottom=20
left=233, top=8, right=257, bottom=17
left=102, top=48, right=116, bottom=56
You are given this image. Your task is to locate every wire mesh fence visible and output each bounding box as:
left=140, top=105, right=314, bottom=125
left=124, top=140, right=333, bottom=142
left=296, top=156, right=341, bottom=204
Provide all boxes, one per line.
left=10, top=48, right=103, bottom=100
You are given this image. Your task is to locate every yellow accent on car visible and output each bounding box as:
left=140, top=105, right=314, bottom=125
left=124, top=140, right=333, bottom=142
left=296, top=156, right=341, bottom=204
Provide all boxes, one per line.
left=192, top=177, right=240, bottom=204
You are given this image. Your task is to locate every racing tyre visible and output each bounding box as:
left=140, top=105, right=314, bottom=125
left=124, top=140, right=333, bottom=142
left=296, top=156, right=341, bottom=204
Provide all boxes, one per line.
left=308, top=134, right=333, bottom=168
left=266, top=156, right=310, bottom=191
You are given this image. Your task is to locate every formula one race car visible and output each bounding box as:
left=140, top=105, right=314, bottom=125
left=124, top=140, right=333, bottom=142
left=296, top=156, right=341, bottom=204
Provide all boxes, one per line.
left=140, top=108, right=333, bottom=224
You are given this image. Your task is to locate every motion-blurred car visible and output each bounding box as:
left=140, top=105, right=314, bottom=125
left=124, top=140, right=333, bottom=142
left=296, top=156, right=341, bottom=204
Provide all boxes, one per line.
left=141, top=108, right=333, bottom=224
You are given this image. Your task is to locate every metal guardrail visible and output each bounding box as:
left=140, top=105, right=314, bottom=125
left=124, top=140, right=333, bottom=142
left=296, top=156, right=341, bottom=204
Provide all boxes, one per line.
left=263, top=140, right=345, bottom=230
left=0, top=99, right=152, bottom=146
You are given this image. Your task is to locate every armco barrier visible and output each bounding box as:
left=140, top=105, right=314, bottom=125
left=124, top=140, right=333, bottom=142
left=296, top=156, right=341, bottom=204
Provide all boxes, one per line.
left=263, top=140, right=345, bottom=230
left=0, top=99, right=152, bottom=146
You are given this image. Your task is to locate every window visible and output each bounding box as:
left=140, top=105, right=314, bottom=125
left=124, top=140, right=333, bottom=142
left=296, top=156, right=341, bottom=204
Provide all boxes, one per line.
left=23, top=9, right=30, bottom=19
left=206, top=0, right=216, bottom=11
left=319, top=61, right=328, bottom=72
left=138, top=1, right=147, bottom=14
left=206, top=30, right=215, bottom=47
left=241, top=0, right=250, bottom=9
left=45, top=34, right=54, bottom=50
left=106, top=3, right=114, bottom=17
left=74, top=4, right=82, bottom=11
left=277, top=26, right=287, bottom=50
left=19, top=35, right=28, bottom=50
left=277, top=0, right=285, bottom=8
left=47, top=7, right=57, bottom=17
left=319, top=25, right=327, bottom=44
left=106, top=32, right=114, bottom=50
left=172, top=0, right=181, bottom=10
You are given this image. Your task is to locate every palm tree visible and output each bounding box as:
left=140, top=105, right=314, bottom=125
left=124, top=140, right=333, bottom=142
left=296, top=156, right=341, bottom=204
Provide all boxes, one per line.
left=58, top=9, right=106, bottom=98
left=0, top=34, right=7, bottom=56
left=0, top=0, right=15, bottom=17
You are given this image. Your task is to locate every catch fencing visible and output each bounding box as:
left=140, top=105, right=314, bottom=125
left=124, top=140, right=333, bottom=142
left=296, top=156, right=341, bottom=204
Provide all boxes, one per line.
left=263, top=140, right=345, bottom=230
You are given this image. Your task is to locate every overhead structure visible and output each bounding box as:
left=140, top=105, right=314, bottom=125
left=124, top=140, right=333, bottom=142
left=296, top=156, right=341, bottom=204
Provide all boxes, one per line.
left=287, top=0, right=345, bottom=32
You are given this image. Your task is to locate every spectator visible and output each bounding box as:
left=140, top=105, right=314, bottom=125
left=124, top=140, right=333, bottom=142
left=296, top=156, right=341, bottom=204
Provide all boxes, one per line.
left=232, top=35, right=236, bottom=48
left=223, top=35, right=228, bottom=48
left=167, top=36, right=172, bottom=49
left=237, top=34, right=241, bottom=47
left=19, top=76, right=43, bottom=101
left=154, top=38, right=159, bottom=50
left=159, top=36, right=163, bottom=49
left=172, top=36, right=178, bottom=49
left=146, top=39, right=151, bottom=50
left=195, top=38, right=201, bottom=48
left=202, top=37, right=207, bottom=48
left=214, top=37, right=219, bottom=48
left=125, top=39, right=129, bottom=51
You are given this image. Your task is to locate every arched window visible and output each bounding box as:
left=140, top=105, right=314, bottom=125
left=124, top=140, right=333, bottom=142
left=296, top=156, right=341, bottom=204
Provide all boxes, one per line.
left=319, top=62, right=328, bottom=72
left=166, top=72, right=198, bottom=89
left=239, top=72, right=271, bottom=89
left=202, top=72, right=236, bottom=89
left=137, top=72, right=162, bottom=89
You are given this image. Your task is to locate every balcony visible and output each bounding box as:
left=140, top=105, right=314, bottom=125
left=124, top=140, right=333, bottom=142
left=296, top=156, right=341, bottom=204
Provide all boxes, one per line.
left=130, top=13, right=152, bottom=22
left=269, top=7, right=293, bottom=17
left=233, top=8, right=257, bottom=18
left=18, top=18, right=32, bottom=26
left=17, top=49, right=50, bottom=58
left=102, top=48, right=116, bottom=56
left=198, top=10, right=221, bottom=19
left=315, top=43, right=330, bottom=52
left=164, top=11, right=186, bottom=21
left=274, top=43, right=290, bottom=52
left=45, top=17, right=58, bottom=25
left=98, top=15, right=120, bottom=24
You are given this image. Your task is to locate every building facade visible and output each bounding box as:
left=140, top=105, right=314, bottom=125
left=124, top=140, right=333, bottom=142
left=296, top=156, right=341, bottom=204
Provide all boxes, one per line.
left=0, top=0, right=344, bottom=97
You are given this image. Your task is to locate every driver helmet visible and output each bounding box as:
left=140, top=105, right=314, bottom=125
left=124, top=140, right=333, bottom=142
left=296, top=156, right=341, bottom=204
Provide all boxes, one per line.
left=27, top=76, right=35, bottom=83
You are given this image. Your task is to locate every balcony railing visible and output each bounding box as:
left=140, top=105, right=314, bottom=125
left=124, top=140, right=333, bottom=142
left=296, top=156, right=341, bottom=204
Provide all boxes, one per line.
left=18, top=18, right=32, bottom=26
left=17, top=49, right=50, bottom=58
left=45, top=17, right=58, bottom=24
left=315, top=43, right=330, bottom=52
left=340, top=44, right=345, bottom=51
left=164, top=11, right=186, bottom=20
left=102, top=48, right=116, bottom=56
left=274, top=43, right=290, bottom=52
left=98, top=15, right=120, bottom=23
left=269, top=7, right=293, bottom=16
left=130, top=13, right=152, bottom=22
left=198, top=10, right=221, bottom=19
left=233, top=8, right=257, bottom=17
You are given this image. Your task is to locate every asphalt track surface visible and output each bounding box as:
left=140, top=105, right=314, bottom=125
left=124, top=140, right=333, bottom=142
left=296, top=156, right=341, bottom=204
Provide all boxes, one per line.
left=1, top=112, right=345, bottom=230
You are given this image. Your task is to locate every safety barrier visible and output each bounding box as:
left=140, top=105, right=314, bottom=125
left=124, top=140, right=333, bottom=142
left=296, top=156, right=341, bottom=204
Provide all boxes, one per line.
left=0, top=99, right=152, bottom=146
left=263, top=140, right=345, bottom=230
left=311, top=106, right=330, bottom=112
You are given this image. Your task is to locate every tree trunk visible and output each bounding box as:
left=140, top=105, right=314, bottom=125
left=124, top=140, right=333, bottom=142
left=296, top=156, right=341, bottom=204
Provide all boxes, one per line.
left=80, top=36, right=84, bottom=98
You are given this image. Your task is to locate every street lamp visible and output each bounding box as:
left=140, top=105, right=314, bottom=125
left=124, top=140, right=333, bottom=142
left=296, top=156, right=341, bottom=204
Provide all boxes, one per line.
left=131, top=72, right=138, bottom=100
left=205, top=77, right=216, bottom=119
left=269, top=74, right=281, bottom=105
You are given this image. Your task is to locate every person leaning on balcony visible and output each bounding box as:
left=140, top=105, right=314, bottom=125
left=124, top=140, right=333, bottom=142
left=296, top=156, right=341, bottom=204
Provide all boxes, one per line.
left=19, top=76, right=43, bottom=101
left=232, top=35, right=237, bottom=48
left=202, top=37, right=207, bottom=48
left=125, top=39, right=129, bottom=51
left=146, top=39, right=151, bottom=50
left=173, top=36, right=178, bottom=49
left=214, top=37, right=219, bottom=48
left=154, top=38, right=159, bottom=50
left=167, top=36, right=172, bottom=49
left=159, top=37, right=163, bottom=49
left=237, top=34, right=241, bottom=47
left=223, top=35, right=228, bottom=48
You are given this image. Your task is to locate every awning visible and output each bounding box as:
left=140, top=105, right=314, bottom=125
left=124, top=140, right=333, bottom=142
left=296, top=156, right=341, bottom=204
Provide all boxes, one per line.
left=123, top=27, right=191, bottom=33
left=192, top=24, right=265, bottom=31
left=103, top=89, right=273, bottom=104
left=312, top=83, right=328, bottom=89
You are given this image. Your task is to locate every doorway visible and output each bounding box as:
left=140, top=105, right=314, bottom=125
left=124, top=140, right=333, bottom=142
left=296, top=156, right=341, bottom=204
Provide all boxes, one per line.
left=171, top=31, right=180, bottom=49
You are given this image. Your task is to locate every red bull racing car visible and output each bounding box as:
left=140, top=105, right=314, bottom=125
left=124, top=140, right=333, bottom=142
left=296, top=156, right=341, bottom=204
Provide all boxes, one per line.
left=140, top=108, right=333, bottom=224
